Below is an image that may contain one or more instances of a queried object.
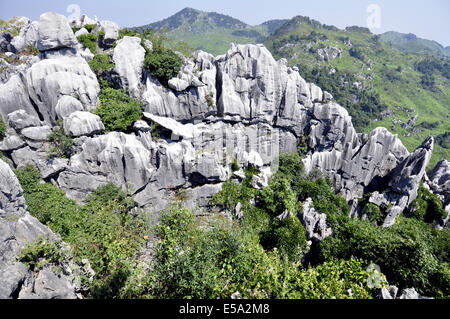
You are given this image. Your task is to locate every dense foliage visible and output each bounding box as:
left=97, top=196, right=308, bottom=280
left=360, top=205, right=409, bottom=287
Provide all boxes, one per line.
left=16, top=165, right=147, bottom=298
left=77, top=34, right=99, bottom=54
left=94, top=80, right=143, bottom=132
left=88, top=54, right=114, bottom=75
left=143, top=45, right=183, bottom=86
left=46, top=125, right=74, bottom=159
left=0, top=116, right=6, bottom=141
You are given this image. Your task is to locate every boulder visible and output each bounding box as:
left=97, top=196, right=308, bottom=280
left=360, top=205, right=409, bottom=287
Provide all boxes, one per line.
left=37, top=12, right=78, bottom=51
left=58, top=132, right=154, bottom=201
left=96, top=21, right=119, bottom=47
left=10, top=21, right=39, bottom=52
left=63, top=111, right=104, bottom=137
left=113, top=36, right=145, bottom=98
left=55, top=96, right=84, bottom=119
left=7, top=110, right=41, bottom=130
left=25, top=57, right=100, bottom=125
left=428, top=160, right=450, bottom=205
left=21, top=126, right=52, bottom=141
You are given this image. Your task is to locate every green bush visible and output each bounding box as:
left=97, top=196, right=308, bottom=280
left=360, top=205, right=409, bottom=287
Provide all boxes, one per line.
left=77, top=33, right=98, bottom=54
left=123, top=204, right=381, bottom=299
left=259, top=176, right=299, bottom=217
left=18, top=236, right=66, bottom=271
left=408, top=182, right=448, bottom=224
left=15, top=165, right=147, bottom=298
left=47, top=126, right=74, bottom=159
left=319, top=215, right=450, bottom=297
left=84, top=24, right=96, bottom=33
left=95, top=83, right=143, bottom=132
left=285, top=257, right=386, bottom=299
left=0, top=116, right=6, bottom=141
left=88, top=54, right=114, bottom=74
left=144, top=47, right=183, bottom=86
left=261, top=214, right=308, bottom=262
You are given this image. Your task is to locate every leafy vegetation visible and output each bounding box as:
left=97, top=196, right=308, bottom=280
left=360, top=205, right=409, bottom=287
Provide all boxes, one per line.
left=94, top=79, right=143, bottom=132
left=18, top=236, right=66, bottom=271
left=77, top=34, right=98, bottom=54
left=143, top=44, right=183, bottom=86
left=88, top=54, right=114, bottom=75
left=407, top=183, right=448, bottom=224
left=15, top=165, right=147, bottom=299
left=0, top=116, right=6, bottom=141
left=122, top=204, right=381, bottom=299
left=46, top=125, right=74, bottom=159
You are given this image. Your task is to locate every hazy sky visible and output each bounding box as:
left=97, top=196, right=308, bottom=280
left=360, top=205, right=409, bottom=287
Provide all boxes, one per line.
left=1, top=0, right=449, bottom=46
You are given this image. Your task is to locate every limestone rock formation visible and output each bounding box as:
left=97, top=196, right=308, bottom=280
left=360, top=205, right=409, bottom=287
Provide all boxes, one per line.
left=37, top=12, right=77, bottom=51
left=113, top=36, right=146, bottom=98
left=0, top=158, right=83, bottom=299
left=300, top=198, right=333, bottom=242
left=63, top=111, right=105, bottom=137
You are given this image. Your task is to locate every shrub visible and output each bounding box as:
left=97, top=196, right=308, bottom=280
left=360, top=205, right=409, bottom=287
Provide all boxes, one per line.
left=408, top=183, right=448, bottom=224
left=259, top=176, right=299, bottom=217
left=261, top=214, right=308, bottom=262
left=18, top=236, right=66, bottom=271
left=319, top=215, right=450, bottom=297
left=144, top=47, right=183, bottom=86
left=124, top=204, right=382, bottom=299
left=230, top=158, right=240, bottom=172
left=286, top=257, right=386, bottom=299
left=77, top=33, right=98, bottom=54
left=0, top=116, right=6, bottom=141
left=47, top=126, right=74, bottom=159
left=88, top=54, right=114, bottom=74
left=95, top=84, right=143, bottom=132
left=84, top=24, right=96, bottom=33
left=15, top=166, right=147, bottom=298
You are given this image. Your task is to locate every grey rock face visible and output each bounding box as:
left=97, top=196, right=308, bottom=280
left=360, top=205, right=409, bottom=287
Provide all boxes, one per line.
left=0, top=135, right=26, bottom=152
left=69, top=15, right=96, bottom=29
left=113, top=36, right=146, bottom=98
left=382, top=137, right=434, bottom=227
left=7, top=110, right=41, bottom=130
left=96, top=21, right=119, bottom=47
left=37, top=12, right=77, bottom=51
left=428, top=160, right=450, bottom=205
left=63, top=111, right=104, bottom=137
left=299, top=198, right=333, bottom=242
left=58, top=132, right=155, bottom=201
left=25, top=57, right=99, bottom=125
left=55, top=95, right=84, bottom=119
left=0, top=158, right=81, bottom=299
left=10, top=20, right=39, bottom=53
left=21, top=126, right=52, bottom=141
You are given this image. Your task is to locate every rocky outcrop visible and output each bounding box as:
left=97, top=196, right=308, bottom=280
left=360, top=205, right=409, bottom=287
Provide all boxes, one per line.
left=96, top=21, right=119, bottom=47
left=63, top=111, right=105, bottom=137
left=37, top=12, right=77, bottom=51
left=0, top=158, right=84, bottom=299
left=428, top=159, right=450, bottom=205
left=113, top=36, right=146, bottom=98
left=378, top=286, right=432, bottom=299
left=300, top=198, right=333, bottom=242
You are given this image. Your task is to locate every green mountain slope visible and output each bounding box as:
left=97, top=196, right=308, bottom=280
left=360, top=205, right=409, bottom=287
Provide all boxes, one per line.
left=264, top=16, right=450, bottom=168
left=380, top=31, right=450, bottom=60
left=137, top=7, right=288, bottom=56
